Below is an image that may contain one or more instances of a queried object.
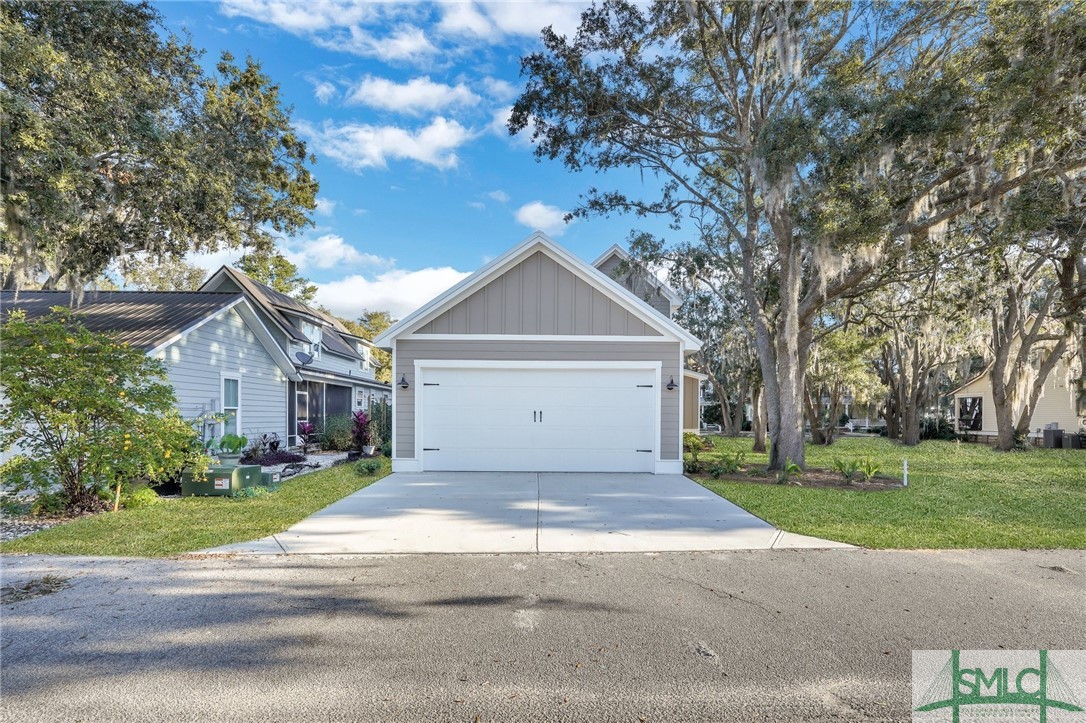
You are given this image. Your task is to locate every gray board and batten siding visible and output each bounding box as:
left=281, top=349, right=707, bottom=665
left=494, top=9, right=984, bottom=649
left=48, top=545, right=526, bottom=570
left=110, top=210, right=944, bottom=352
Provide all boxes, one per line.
left=595, top=252, right=673, bottom=319
left=154, top=306, right=288, bottom=441
left=413, top=251, right=664, bottom=337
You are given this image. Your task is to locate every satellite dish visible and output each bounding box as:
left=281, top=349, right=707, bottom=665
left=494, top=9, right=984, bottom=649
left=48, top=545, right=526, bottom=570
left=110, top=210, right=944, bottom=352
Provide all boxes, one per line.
left=294, top=351, right=314, bottom=366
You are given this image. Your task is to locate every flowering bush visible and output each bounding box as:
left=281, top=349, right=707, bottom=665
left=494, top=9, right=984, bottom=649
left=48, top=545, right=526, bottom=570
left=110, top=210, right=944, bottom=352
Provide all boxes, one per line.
left=352, top=410, right=369, bottom=449
left=297, top=421, right=316, bottom=454
left=0, top=308, right=207, bottom=513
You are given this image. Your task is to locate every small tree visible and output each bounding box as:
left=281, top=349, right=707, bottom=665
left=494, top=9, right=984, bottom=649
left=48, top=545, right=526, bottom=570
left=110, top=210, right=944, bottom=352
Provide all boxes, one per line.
left=0, top=308, right=200, bottom=512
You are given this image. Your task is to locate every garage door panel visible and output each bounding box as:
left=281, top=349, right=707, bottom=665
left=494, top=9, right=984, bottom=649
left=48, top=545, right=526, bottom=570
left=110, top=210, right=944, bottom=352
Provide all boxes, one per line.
left=419, top=366, right=657, bottom=472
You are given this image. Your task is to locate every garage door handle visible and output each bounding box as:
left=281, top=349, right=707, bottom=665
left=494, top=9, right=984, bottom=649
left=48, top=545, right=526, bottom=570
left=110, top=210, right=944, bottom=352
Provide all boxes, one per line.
left=539, top=410, right=543, bottom=422
left=636, top=449, right=652, bottom=453
left=533, top=410, right=537, bottom=422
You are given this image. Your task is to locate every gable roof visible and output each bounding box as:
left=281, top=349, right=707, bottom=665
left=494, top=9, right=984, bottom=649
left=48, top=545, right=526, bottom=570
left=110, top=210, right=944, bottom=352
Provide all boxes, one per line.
left=201, top=266, right=366, bottom=361
left=374, top=231, right=702, bottom=350
left=592, top=243, right=682, bottom=305
left=0, top=290, right=242, bottom=351
left=0, top=289, right=301, bottom=380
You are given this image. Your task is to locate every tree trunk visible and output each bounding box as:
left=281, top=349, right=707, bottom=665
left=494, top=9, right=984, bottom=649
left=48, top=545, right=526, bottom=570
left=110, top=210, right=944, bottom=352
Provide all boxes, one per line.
left=752, top=385, right=767, bottom=453
left=730, top=379, right=748, bottom=436
left=901, top=401, right=922, bottom=446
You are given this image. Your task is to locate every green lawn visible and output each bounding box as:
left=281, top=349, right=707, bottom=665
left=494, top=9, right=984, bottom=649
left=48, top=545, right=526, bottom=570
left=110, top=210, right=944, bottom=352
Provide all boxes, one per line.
left=695, top=437, right=1085, bottom=549
left=0, top=460, right=390, bottom=557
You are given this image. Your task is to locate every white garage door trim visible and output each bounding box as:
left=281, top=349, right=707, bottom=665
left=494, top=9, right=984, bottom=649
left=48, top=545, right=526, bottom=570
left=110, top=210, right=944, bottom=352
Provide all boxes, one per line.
left=412, top=360, right=663, bottom=473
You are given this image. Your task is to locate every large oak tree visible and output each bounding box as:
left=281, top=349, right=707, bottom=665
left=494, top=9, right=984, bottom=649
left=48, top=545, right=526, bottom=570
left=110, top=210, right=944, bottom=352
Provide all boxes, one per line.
left=1, top=1, right=318, bottom=290
left=511, top=0, right=1085, bottom=468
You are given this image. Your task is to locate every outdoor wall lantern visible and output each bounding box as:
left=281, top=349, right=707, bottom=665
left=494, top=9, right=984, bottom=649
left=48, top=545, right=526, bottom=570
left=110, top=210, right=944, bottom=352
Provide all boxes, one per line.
left=666, top=376, right=678, bottom=391
left=398, top=374, right=409, bottom=389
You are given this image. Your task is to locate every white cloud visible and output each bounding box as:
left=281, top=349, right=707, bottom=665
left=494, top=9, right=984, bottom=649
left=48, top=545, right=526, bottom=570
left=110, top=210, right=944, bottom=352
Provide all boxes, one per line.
left=220, top=0, right=379, bottom=32
left=436, top=2, right=587, bottom=42
left=315, top=266, right=471, bottom=319
left=482, top=76, right=518, bottom=101
left=477, top=2, right=585, bottom=40
left=312, top=80, right=336, bottom=104
left=298, top=117, right=473, bottom=172
left=316, top=25, right=438, bottom=62
left=436, top=1, right=495, bottom=38
left=187, top=246, right=247, bottom=275
left=515, top=201, right=572, bottom=236
left=467, top=201, right=486, bottom=210
left=281, top=234, right=388, bottom=271
left=314, top=197, right=337, bottom=216
left=487, top=190, right=509, bottom=203
left=346, top=75, right=480, bottom=114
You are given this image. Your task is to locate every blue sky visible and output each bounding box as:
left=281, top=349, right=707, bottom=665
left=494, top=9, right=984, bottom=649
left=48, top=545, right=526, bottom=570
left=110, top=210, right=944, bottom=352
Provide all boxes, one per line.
left=154, top=1, right=673, bottom=319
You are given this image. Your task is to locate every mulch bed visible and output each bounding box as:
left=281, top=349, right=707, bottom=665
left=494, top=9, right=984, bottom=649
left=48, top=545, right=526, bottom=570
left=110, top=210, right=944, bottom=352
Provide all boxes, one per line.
left=691, top=467, right=903, bottom=491
left=1, top=575, right=70, bottom=604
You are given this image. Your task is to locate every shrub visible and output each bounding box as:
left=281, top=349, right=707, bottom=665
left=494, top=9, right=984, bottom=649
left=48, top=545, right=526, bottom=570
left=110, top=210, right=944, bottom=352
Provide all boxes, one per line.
left=831, top=457, right=860, bottom=483
left=367, top=399, right=391, bottom=451
left=683, top=459, right=704, bottom=474
left=297, top=421, right=317, bottom=454
left=0, top=308, right=204, bottom=513
left=858, top=457, right=881, bottom=482
left=29, top=491, right=67, bottom=517
left=920, top=418, right=956, bottom=441
left=123, top=486, right=160, bottom=509
left=355, top=459, right=382, bottom=476
left=320, top=414, right=354, bottom=451
left=775, top=459, right=803, bottom=485
left=242, top=449, right=305, bottom=466
left=352, top=410, right=369, bottom=449
left=381, top=441, right=391, bottom=457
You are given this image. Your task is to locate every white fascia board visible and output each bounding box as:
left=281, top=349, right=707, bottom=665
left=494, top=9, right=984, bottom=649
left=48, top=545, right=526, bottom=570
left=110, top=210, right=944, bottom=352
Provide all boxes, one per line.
left=591, top=243, right=629, bottom=268
left=683, top=369, right=710, bottom=381
left=146, top=297, right=244, bottom=357
left=375, top=231, right=703, bottom=350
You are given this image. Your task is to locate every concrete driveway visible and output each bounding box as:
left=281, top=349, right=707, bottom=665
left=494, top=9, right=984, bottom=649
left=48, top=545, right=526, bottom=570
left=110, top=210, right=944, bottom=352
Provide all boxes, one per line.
left=211, top=472, right=850, bottom=554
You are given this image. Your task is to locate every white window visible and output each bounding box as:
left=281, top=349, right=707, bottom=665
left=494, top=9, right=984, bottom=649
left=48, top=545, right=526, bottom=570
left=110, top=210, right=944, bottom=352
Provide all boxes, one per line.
left=222, top=376, right=241, bottom=436
left=355, top=388, right=368, bottom=408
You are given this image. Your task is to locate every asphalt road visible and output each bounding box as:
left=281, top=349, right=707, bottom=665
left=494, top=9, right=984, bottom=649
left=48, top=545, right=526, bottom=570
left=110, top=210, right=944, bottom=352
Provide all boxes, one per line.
left=2, top=549, right=1083, bottom=722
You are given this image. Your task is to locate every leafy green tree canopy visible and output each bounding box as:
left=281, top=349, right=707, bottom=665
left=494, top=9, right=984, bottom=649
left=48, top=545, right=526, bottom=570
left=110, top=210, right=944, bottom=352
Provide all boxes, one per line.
left=1, top=1, right=318, bottom=290
left=0, top=308, right=204, bottom=512
left=121, top=254, right=207, bottom=291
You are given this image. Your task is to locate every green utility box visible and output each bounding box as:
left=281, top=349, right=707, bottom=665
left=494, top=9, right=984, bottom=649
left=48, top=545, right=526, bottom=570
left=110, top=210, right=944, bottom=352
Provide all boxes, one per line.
left=260, top=471, right=282, bottom=490
left=181, top=465, right=262, bottom=497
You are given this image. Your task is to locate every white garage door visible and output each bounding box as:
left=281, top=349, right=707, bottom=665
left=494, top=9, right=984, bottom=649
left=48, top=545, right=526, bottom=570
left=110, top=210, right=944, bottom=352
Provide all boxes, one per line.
left=418, top=366, right=657, bottom=472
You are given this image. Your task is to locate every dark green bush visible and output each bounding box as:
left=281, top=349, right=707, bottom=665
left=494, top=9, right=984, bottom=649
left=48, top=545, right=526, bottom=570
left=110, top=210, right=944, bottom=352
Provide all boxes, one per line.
left=320, top=414, right=354, bottom=451
left=123, top=486, right=160, bottom=509
left=232, top=485, right=271, bottom=499
left=355, top=459, right=382, bottom=476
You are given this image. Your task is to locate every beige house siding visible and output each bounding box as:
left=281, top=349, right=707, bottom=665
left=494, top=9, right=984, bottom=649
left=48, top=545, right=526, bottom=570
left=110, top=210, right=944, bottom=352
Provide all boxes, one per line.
left=683, top=375, right=700, bottom=430
left=954, top=358, right=1084, bottom=436
left=414, top=251, right=662, bottom=336
left=395, top=339, right=682, bottom=460
left=596, top=252, right=672, bottom=319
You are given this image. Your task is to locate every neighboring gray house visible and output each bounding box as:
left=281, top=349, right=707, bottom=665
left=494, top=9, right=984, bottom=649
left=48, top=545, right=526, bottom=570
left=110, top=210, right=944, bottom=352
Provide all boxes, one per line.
left=0, top=290, right=297, bottom=454
left=200, top=267, right=391, bottom=445
left=592, top=244, right=707, bottom=431
left=373, top=232, right=703, bottom=474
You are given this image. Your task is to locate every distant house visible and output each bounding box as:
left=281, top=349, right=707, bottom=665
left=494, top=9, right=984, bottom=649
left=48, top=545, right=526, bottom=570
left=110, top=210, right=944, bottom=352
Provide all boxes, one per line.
left=200, top=267, right=391, bottom=445
left=0, top=290, right=298, bottom=457
left=952, top=355, right=1086, bottom=441
left=592, top=244, right=706, bottom=432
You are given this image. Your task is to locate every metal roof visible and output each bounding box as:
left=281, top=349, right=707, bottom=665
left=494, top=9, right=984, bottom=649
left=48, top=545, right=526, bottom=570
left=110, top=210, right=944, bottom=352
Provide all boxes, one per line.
left=0, top=290, right=242, bottom=351
left=204, top=267, right=364, bottom=361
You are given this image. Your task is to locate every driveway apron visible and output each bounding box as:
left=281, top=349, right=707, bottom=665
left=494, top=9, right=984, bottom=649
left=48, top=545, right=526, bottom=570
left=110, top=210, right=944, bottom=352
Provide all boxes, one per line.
left=208, top=472, right=850, bottom=554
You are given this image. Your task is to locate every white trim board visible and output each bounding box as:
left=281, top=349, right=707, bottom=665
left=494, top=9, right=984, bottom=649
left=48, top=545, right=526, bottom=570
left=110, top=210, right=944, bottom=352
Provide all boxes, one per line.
left=374, top=232, right=701, bottom=351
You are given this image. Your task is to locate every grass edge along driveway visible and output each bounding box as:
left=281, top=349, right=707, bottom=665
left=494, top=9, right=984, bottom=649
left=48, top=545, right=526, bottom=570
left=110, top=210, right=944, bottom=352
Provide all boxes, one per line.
left=694, top=437, right=1085, bottom=549
left=1, top=460, right=390, bottom=557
